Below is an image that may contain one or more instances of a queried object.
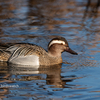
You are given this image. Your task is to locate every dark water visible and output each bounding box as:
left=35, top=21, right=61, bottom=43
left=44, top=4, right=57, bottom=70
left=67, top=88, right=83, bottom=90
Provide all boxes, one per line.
left=0, top=0, right=100, bottom=99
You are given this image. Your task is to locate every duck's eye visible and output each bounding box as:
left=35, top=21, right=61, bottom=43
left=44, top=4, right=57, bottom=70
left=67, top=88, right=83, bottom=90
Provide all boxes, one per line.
left=65, top=45, right=69, bottom=47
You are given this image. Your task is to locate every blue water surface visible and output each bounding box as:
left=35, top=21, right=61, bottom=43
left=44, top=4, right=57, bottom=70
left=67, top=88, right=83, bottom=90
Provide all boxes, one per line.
left=0, top=0, right=100, bottom=100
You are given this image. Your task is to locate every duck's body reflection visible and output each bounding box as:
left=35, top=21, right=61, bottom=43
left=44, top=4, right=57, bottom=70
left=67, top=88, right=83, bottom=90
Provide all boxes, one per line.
left=9, top=64, right=65, bottom=88
left=0, top=62, right=76, bottom=89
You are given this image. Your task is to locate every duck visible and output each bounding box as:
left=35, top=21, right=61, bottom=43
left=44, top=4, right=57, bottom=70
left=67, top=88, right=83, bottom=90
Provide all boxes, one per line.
left=0, top=37, right=78, bottom=66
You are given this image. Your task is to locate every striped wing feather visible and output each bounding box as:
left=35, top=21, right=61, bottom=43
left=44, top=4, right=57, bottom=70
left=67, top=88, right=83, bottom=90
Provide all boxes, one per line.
left=8, top=44, right=46, bottom=59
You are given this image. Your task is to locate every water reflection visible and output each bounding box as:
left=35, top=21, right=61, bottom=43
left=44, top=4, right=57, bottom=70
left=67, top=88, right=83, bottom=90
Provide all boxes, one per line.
left=0, top=62, right=82, bottom=99
left=0, top=63, right=79, bottom=88
left=28, top=0, right=69, bottom=29
left=83, top=0, right=100, bottom=18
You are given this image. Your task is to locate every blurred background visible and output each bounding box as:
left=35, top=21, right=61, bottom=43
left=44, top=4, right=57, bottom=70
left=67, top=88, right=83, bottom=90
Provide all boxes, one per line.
left=0, top=0, right=100, bottom=100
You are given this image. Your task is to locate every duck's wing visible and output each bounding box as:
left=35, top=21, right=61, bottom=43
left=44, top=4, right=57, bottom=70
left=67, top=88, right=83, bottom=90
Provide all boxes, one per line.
left=6, top=43, right=35, bottom=54
left=6, top=45, right=20, bottom=54
left=10, top=46, right=35, bottom=58
left=7, top=44, right=45, bottom=58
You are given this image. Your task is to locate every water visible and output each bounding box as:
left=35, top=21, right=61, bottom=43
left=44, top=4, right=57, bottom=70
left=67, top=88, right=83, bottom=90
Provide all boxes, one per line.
left=0, top=0, right=100, bottom=99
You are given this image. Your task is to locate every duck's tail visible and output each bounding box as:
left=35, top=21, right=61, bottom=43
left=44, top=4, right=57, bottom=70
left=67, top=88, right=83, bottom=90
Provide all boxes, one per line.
left=0, top=49, right=11, bottom=62
left=0, top=42, right=11, bottom=62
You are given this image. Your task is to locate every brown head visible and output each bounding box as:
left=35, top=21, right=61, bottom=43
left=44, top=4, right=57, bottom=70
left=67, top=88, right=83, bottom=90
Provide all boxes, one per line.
left=48, top=37, right=78, bottom=57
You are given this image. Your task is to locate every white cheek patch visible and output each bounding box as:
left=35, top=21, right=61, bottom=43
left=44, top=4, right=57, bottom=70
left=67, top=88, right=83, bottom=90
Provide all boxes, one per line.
left=49, top=40, right=65, bottom=47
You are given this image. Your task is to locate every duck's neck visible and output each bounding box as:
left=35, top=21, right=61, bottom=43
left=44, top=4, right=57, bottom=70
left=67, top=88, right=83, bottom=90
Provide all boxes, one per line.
left=48, top=48, right=62, bottom=57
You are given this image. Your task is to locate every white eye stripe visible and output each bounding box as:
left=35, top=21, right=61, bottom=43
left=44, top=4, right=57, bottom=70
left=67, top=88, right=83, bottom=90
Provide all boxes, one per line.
left=49, top=40, right=65, bottom=47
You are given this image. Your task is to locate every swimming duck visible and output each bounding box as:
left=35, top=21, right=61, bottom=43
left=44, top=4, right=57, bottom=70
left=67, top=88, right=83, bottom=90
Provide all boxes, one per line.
left=0, top=37, right=78, bottom=66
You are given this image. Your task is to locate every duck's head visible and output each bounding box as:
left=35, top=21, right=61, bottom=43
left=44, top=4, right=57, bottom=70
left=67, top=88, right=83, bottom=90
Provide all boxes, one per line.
left=48, top=37, right=78, bottom=57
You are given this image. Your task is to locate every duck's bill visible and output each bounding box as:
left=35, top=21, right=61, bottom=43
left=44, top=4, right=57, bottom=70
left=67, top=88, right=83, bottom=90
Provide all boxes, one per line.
left=66, top=47, right=78, bottom=55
